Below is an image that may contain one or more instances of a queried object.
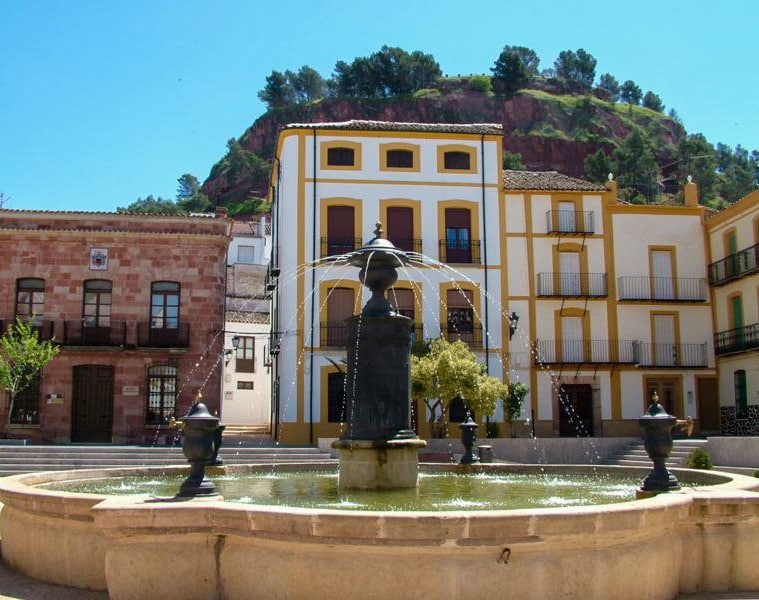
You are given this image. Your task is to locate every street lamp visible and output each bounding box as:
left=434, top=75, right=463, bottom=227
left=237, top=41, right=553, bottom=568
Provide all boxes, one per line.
left=509, top=312, right=519, bottom=340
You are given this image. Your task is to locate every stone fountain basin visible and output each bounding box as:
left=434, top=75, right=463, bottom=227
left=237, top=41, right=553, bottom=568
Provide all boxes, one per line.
left=1, top=463, right=758, bottom=600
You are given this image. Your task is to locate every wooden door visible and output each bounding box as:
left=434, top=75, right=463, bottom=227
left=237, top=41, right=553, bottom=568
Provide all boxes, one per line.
left=559, top=384, right=593, bottom=437
left=696, top=377, right=720, bottom=433
left=71, top=365, right=114, bottom=443
left=327, top=206, right=355, bottom=255
left=386, top=207, right=414, bottom=252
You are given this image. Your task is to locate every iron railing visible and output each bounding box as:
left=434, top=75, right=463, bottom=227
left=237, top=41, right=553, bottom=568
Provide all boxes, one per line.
left=440, top=322, right=483, bottom=348
left=320, top=237, right=362, bottom=258
left=136, top=322, right=190, bottom=348
left=1, top=319, right=56, bottom=341
left=546, top=210, right=595, bottom=234
left=387, top=238, right=422, bottom=255
left=617, top=276, right=707, bottom=302
left=438, top=239, right=481, bottom=264
left=714, top=323, right=759, bottom=355
left=708, top=242, right=759, bottom=286
left=320, top=321, right=349, bottom=348
left=632, top=342, right=708, bottom=368
left=534, top=339, right=638, bottom=364
left=62, top=321, right=127, bottom=346
left=536, top=273, right=607, bottom=297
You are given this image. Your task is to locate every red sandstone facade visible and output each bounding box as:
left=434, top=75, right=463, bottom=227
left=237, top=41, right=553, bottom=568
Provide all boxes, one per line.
left=0, top=209, right=231, bottom=444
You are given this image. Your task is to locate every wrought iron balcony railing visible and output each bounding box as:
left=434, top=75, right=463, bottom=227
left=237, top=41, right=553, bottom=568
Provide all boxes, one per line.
left=136, top=322, right=190, bottom=348
left=438, top=239, right=481, bottom=264
left=62, top=321, right=127, bottom=346
left=536, top=273, right=608, bottom=297
left=440, top=322, right=483, bottom=348
left=632, top=342, right=708, bottom=368
left=546, top=210, right=595, bottom=234
left=320, top=321, right=349, bottom=348
left=386, top=238, right=422, bottom=255
left=714, top=322, right=759, bottom=356
left=617, top=276, right=707, bottom=302
left=708, top=242, right=759, bottom=286
left=534, top=339, right=638, bottom=364
left=320, top=237, right=363, bottom=258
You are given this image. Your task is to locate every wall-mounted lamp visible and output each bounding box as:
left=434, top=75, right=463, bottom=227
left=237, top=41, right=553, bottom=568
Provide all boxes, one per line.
left=509, top=312, right=519, bottom=340
left=224, top=335, right=242, bottom=365
left=231, top=335, right=241, bottom=350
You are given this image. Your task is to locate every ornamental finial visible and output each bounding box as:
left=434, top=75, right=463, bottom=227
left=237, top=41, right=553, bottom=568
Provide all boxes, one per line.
left=374, top=222, right=384, bottom=239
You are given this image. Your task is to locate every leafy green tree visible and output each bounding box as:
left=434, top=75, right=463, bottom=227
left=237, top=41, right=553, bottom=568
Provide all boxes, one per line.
left=598, top=73, right=619, bottom=101
left=619, top=80, right=642, bottom=105
left=613, top=128, right=660, bottom=203
left=117, top=195, right=184, bottom=214
left=176, top=173, right=212, bottom=213
left=715, top=143, right=758, bottom=203
left=678, top=134, right=717, bottom=203
left=258, top=70, right=296, bottom=109
left=0, top=318, right=60, bottom=423
left=408, top=50, right=443, bottom=89
left=490, top=48, right=529, bottom=96
left=504, top=382, right=529, bottom=437
left=290, top=65, right=326, bottom=103
left=411, top=338, right=504, bottom=438
left=554, top=48, right=597, bottom=92
left=497, top=45, right=540, bottom=76
left=584, top=149, right=614, bottom=184
left=224, top=138, right=271, bottom=188
left=503, top=151, right=525, bottom=170
left=642, top=91, right=664, bottom=112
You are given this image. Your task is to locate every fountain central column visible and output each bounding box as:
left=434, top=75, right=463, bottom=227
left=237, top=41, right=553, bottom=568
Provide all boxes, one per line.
left=331, top=224, right=426, bottom=490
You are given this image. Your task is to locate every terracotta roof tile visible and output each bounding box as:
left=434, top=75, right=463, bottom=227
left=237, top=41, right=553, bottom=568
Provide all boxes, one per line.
left=503, top=170, right=606, bottom=192
left=284, top=120, right=502, bottom=136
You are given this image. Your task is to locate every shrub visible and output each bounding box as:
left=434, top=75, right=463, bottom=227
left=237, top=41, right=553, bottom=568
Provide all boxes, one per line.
left=468, top=76, right=492, bottom=93
left=685, top=448, right=713, bottom=470
left=485, top=421, right=500, bottom=438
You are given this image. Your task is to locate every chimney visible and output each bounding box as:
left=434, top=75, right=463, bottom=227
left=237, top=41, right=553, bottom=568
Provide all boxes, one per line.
left=604, top=173, right=617, bottom=203
left=215, top=206, right=228, bottom=219
left=683, top=176, right=699, bottom=207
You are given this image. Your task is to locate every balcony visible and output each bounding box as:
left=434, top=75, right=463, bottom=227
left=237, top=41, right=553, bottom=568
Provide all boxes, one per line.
left=546, top=210, right=595, bottom=235
left=440, top=322, right=483, bottom=348
left=537, top=273, right=608, bottom=297
left=632, top=342, right=708, bottom=368
left=136, top=322, right=190, bottom=348
left=534, top=339, right=638, bottom=364
left=708, top=243, right=759, bottom=286
left=387, top=238, right=422, bottom=255
left=62, top=321, right=127, bottom=346
left=438, top=239, right=481, bottom=264
left=617, top=276, right=708, bottom=302
left=321, top=237, right=363, bottom=258
left=320, top=321, right=349, bottom=348
left=714, top=323, right=759, bottom=356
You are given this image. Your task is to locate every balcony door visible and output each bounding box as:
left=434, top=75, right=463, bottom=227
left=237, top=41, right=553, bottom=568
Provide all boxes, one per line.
left=651, top=250, right=674, bottom=300
left=326, top=287, right=354, bottom=346
left=327, top=206, right=355, bottom=256
left=561, top=316, right=583, bottom=362
left=444, top=208, right=471, bottom=263
left=386, top=207, right=414, bottom=253
left=653, top=314, right=677, bottom=366
left=559, top=251, right=581, bottom=295
left=558, top=201, right=576, bottom=232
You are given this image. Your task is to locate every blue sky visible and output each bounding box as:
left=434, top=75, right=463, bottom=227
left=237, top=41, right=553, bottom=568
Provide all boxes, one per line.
left=1, top=0, right=756, bottom=212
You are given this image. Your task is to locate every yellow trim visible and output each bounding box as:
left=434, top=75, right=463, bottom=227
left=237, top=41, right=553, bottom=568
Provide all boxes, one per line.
left=379, top=199, right=422, bottom=242
left=296, top=134, right=306, bottom=426
left=379, top=143, right=421, bottom=173
left=319, top=198, right=364, bottom=258
left=319, top=364, right=346, bottom=436
left=524, top=194, right=538, bottom=416
left=306, top=178, right=499, bottom=188
left=648, top=245, right=677, bottom=297
left=279, top=128, right=502, bottom=142
left=436, top=200, right=481, bottom=263
left=554, top=307, right=590, bottom=362
left=552, top=243, right=589, bottom=294
left=436, top=144, right=478, bottom=175
left=704, top=189, right=759, bottom=228
left=319, top=140, right=362, bottom=171
left=439, top=282, right=482, bottom=334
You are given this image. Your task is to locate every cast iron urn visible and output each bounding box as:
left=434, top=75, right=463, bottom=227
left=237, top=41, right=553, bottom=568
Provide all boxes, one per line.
left=637, top=392, right=680, bottom=492
left=460, top=412, right=480, bottom=465
left=177, top=402, right=221, bottom=497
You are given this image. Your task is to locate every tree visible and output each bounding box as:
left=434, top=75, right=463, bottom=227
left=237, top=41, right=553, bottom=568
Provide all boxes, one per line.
left=584, top=149, right=614, bottom=184
left=503, top=151, right=525, bottom=170
left=117, top=195, right=184, bottom=214
left=642, top=91, right=664, bottom=112
left=597, top=73, right=620, bottom=102
left=554, top=48, right=597, bottom=92
left=678, top=134, right=717, bottom=203
left=290, top=65, right=326, bottom=103
left=0, top=318, right=60, bottom=423
left=490, top=48, right=530, bottom=96
left=0, top=192, right=10, bottom=208
left=619, top=80, right=642, bottom=105
left=497, top=45, right=540, bottom=76
left=504, top=382, right=528, bottom=437
left=613, top=128, right=660, bottom=203
left=257, top=70, right=296, bottom=109
left=176, top=173, right=212, bottom=213
left=411, top=338, right=504, bottom=438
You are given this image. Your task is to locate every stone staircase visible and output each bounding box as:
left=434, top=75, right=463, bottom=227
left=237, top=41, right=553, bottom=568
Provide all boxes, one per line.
left=603, top=438, right=709, bottom=469
left=0, top=444, right=335, bottom=476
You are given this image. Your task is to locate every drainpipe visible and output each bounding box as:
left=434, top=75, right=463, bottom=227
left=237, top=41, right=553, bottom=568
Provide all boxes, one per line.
left=308, top=128, right=317, bottom=445
left=480, top=134, right=490, bottom=373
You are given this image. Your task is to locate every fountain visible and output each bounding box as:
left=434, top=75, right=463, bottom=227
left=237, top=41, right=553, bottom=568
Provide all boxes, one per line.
left=1, top=224, right=759, bottom=599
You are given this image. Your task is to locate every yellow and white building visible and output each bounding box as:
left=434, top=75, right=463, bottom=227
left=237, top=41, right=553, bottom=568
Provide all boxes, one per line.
left=706, top=190, right=759, bottom=435
left=268, top=120, right=727, bottom=445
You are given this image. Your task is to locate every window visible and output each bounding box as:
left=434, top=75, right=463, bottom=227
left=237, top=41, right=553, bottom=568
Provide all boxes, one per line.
left=386, top=206, right=416, bottom=253
left=653, top=314, right=677, bottom=366
left=237, top=381, right=254, bottom=390
left=557, top=201, right=576, bottom=233
left=146, top=365, right=177, bottom=425
left=83, top=280, right=112, bottom=327
left=324, top=287, right=354, bottom=346
left=446, top=289, right=475, bottom=345
left=327, top=146, right=355, bottom=166
left=380, top=143, right=419, bottom=171
left=559, top=252, right=581, bottom=295
left=444, top=208, right=472, bottom=263
left=387, top=149, right=413, bottom=168
left=327, top=371, right=346, bottom=423
left=235, top=336, right=255, bottom=373
left=237, top=245, right=255, bottom=264
left=10, top=374, right=40, bottom=425
left=437, top=145, right=477, bottom=174
left=650, top=249, right=675, bottom=300
left=151, top=282, right=180, bottom=329
left=389, top=288, right=414, bottom=319
left=735, top=370, right=748, bottom=419
left=324, top=205, right=357, bottom=256
left=561, top=315, right=584, bottom=362
left=444, top=151, right=471, bottom=170
left=15, top=278, right=45, bottom=324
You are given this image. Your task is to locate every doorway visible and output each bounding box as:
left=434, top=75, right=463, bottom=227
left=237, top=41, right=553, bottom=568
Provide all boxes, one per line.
left=71, top=365, right=114, bottom=443
left=558, top=384, right=593, bottom=437
left=645, top=377, right=682, bottom=418
left=696, top=376, right=720, bottom=433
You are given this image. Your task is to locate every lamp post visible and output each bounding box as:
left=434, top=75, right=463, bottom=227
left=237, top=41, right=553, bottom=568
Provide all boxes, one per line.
left=509, top=312, right=519, bottom=340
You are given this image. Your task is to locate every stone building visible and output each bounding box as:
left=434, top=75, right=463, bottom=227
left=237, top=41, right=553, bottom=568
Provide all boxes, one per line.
left=0, top=208, right=231, bottom=443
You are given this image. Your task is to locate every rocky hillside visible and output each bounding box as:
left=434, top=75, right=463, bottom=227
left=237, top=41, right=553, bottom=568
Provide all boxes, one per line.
left=202, top=88, right=684, bottom=206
